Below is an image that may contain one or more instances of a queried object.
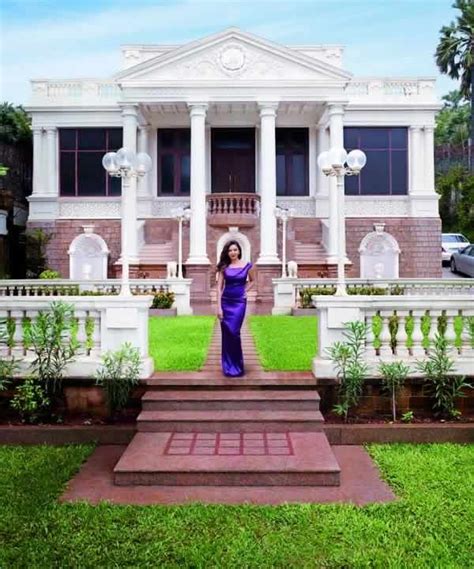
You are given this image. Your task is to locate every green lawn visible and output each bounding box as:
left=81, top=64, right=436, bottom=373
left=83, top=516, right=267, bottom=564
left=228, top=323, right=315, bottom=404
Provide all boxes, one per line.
left=149, top=316, right=215, bottom=371
left=0, top=444, right=473, bottom=567
left=249, top=316, right=317, bottom=371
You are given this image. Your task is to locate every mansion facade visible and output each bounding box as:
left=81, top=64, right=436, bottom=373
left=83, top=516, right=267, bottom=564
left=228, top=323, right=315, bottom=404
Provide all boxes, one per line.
left=26, top=28, right=442, bottom=302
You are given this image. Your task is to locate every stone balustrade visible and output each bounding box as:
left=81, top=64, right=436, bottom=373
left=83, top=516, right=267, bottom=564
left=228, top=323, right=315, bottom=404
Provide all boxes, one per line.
left=207, top=193, right=260, bottom=228
left=0, top=296, right=154, bottom=378
left=0, top=279, right=193, bottom=315
left=312, top=295, right=474, bottom=379
left=272, top=277, right=474, bottom=315
left=30, top=80, right=120, bottom=104
left=345, top=78, right=436, bottom=102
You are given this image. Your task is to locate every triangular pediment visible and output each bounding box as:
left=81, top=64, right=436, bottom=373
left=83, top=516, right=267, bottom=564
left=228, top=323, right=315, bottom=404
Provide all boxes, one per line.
left=114, top=28, right=352, bottom=84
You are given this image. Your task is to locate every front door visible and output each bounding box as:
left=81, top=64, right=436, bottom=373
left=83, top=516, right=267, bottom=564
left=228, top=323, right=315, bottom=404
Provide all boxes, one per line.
left=211, top=128, right=255, bottom=193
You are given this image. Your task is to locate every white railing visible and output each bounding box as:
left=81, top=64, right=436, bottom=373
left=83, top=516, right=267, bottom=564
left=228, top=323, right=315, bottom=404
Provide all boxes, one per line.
left=345, top=78, right=436, bottom=102
left=272, top=277, right=474, bottom=314
left=0, top=296, right=154, bottom=378
left=30, top=80, right=121, bottom=104
left=0, top=278, right=193, bottom=315
left=312, top=295, right=474, bottom=379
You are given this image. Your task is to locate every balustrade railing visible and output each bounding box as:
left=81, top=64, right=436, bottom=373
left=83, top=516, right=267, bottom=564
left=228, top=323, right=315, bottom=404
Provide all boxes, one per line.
left=207, top=193, right=260, bottom=216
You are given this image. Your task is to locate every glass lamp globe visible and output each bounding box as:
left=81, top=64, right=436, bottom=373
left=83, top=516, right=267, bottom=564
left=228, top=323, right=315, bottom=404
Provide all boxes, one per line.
left=115, top=147, right=134, bottom=170
left=317, top=151, right=332, bottom=173
left=347, top=149, right=367, bottom=172
left=183, top=208, right=192, bottom=220
left=134, top=152, right=152, bottom=174
left=328, top=147, right=348, bottom=169
left=102, top=152, right=118, bottom=173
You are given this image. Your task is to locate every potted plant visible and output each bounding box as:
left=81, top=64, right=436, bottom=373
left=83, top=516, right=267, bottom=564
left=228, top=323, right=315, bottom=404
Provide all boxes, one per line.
left=149, top=290, right=176, bottom=316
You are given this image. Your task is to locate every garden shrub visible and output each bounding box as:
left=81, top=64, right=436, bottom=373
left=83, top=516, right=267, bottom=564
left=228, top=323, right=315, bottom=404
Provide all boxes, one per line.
left=10, top=377, right=50, bottom=423
left=151, top=290, right=175, bottom=309
left=379, top=360, right=411, bottom=421
left=39, top=269, right=61, bottom=279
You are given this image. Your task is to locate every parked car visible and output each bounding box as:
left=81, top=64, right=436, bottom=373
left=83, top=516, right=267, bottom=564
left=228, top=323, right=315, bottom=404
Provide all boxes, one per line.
left=450, top=244, right=474, bottom=277
left=441, top=233, right=470, bottom=264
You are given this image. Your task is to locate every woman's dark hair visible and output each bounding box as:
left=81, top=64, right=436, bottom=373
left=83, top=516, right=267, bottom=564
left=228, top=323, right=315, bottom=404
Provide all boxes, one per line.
left=217, top=240, right=242, bottom=272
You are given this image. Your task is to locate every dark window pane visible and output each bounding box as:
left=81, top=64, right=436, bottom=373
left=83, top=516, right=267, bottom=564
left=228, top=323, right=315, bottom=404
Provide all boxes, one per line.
left=361, top=150, right=390, bottom=194
left=161, top=155, right=174, bottom=194
left=291, top=154, right=306, bottom=195
left=344, top=128, right=359, bottom=150
left=108, top=128, right=123, bottom=150
left=159, top=130, right=174, bottom=148
left=391, top=128, right=407, bottom=149
left=60, top=153, right=76, bottom=196
left=360, top=128, right=389, bottom=149
left=178, top=129, right=190, bottom=149
left=391, top=151, right=408, bottom=195
left=180, top=155, right=190, bottom=194
left=59, top=129, right=76, bottom=150
left=109, top=175, right=122, bottom=197
left=345, top=175, right=359, bottom=195
left=78, top=129, right=106, bottom=150
left=213, top=129, right=254, bottom=150
left=77, top=153, right=106, bottom=196
left=276, top=154, right=286, bottom=195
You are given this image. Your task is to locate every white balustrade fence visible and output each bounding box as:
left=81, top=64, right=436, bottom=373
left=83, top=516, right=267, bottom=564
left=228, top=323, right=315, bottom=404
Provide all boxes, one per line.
left=272, top=277, right=474, bottom=314
left=312, top=295, right=474, bottom=379
left=0, top=278, right=193, bottom=315
left=0, top=296, right=154, bottom=378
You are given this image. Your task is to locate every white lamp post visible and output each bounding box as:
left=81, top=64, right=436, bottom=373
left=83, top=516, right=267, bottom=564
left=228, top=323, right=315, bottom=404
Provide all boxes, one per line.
left=102, top=147, right=152, bottom=296
left=274, top=205, right=295, bottom=278
left=317, top=147, right=367, bottom=295
left=171, top=206, right=192, bottom=279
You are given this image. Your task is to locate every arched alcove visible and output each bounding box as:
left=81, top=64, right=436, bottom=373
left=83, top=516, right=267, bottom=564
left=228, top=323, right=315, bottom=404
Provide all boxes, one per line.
left=359, top=223, right=400, bottom=279
left=68, top=227, right=109, bottom=280
left=216, top=227, right=252, bottom=264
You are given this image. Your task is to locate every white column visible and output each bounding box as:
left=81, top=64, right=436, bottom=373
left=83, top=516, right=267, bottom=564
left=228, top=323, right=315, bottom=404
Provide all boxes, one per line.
left=257, top=102, right=279, bottom=264
left=137, top=125, right=150, bottom=197
left=186, top=103, right=209, bottom=264
left=316, top=126, right=329, bottom=197
left=32, top=128, right=44, bottom=195
left=309, top=126, right=317, bottom=198
left=122, top=106, right=139, bottom=263
left=45, top=127, right=57, bottom=195
left=328, top=104, right=345, bottom=261
left=423, top=126, right=435, bottom=194
left=409, top=126, right=424, bottom=194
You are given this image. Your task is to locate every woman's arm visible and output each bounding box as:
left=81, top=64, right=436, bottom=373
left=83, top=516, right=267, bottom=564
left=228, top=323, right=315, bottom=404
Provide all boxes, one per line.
left=216, top=270, right=224, bottom=319
left=245, top=266, right=255, bottom=297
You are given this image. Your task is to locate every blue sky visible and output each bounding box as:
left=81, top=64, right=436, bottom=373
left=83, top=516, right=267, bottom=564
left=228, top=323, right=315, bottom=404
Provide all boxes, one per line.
left=0, top=0, right=459, bottom=105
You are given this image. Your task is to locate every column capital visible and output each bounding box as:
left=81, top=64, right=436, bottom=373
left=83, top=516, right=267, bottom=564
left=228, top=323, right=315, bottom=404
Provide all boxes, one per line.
left=45, top=126, right=57, bottom=134
left=258, top=101, right=279, bottom=117
left=409, top=125, right=423, bottom=132
left=327, top=103, right=345, bottom=116
left=187, top=102, right=208, bottom=117
left=32, top=127, right=43, bottom=135
left=121, top=104, right=139, bottom=118
left=424, top=126, right=435, bottom=133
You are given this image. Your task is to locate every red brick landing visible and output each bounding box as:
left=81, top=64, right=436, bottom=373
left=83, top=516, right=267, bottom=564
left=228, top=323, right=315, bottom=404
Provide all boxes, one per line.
left=61, top=444, right=396, bottom=505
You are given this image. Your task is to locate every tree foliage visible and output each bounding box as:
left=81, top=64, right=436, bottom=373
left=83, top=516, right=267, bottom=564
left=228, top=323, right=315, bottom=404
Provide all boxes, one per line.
left=0, top=102, right=32, bottom=144
left=436, top=165, right=474, bottom=241
left=435, top=90, right=470, bottom=146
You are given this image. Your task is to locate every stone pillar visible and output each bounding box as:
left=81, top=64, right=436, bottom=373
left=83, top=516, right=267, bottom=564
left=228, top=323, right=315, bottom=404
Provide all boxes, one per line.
left=328, top=104, right=345, bottom=261
left=186, top=103, right=209, bottom=265
left=409, top=126, right=424, bottom=194
left=137, top=125, right=150, bottom=197
left=257, top=102, right=279, bottom=264
left=423, top=126, right=435, bottom=194
left=32, top=128, right=44, bottom=195
left=46, top=127, right=57, bottom=195
left=122, top=105, right=139, bottom=264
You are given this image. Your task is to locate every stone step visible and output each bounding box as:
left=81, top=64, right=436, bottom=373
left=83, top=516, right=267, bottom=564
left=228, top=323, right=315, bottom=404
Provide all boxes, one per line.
left=145, top=372, right=316, bottom=388
left=113, top=431, right=340, bottom=486
left=142, top=389, right=320, bottom=411
left=137, top=409, right=324, bottom=432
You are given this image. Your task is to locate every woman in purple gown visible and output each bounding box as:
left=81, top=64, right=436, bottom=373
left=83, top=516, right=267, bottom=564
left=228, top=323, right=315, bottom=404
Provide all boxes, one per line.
left=216, top=241, right=255, bottom=377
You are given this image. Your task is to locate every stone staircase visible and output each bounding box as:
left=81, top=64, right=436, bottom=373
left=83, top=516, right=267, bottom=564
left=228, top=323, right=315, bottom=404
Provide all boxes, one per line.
left=113, top=322, right=341, bottom=489
left=289, top=218, right=336, bottom=277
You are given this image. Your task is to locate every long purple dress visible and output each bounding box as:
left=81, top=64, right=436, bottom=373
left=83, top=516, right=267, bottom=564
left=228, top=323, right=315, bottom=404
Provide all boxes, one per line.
left=221, top=262, right=252, bottom=377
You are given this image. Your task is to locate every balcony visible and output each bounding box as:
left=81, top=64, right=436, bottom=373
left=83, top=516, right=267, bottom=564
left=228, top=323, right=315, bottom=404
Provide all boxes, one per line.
left=206, top=193, right=260, bottom=227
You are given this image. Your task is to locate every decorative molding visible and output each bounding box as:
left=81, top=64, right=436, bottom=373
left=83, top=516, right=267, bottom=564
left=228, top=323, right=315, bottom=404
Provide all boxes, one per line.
left=59, top=200, right=121, bottom=219
left=151, top=198, right=190, bottom=218
left=276, top=197, right=315, bottom=217
left=344, top=197, right=409, bottom=217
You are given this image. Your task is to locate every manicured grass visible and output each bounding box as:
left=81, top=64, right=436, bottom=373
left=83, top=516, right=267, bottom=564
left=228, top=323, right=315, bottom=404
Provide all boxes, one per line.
left=1, top=444, right=473, bottom=567
left=149, top=316, right=215, bottom=371
left=249, top=315, right=317, bottom=371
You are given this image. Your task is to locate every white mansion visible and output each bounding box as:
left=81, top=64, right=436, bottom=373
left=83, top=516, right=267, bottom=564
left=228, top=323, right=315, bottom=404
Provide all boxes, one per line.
left=26, top=28, right=441, bottom=302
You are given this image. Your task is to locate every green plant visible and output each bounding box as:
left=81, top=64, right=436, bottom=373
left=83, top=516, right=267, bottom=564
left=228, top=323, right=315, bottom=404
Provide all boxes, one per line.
left=415, top=333, right=472, bottom=419
left=0, top=358, right=18, bottom=391
left=466, top=316, right=474, bottom=348
left=401, top=410, right=414, bottom=423
left=379, top=361, right=411, bottom=421
left=327, top=321, right=369, bottom=421
left=6, top=316, right=15, bottom=351
left=151, top=290, right=175, bottom=309
left=29, top=301, right=77, bottom=397
left=299, top=287, right=335, bottom=308
left=347, top=286, right=387, bottom=296
left=10, top=377, right=49, bottom=423
left=39, top=269, right=61, bottom=279
left=24, top=228, right=53, bottom=278
left=85, top=316, right=94, bottom=354
left=95, top=342, right=141, bottom=414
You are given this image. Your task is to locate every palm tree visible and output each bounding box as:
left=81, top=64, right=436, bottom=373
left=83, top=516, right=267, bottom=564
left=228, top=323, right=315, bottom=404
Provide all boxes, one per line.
left=436, top=0, right=474, bottom=170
